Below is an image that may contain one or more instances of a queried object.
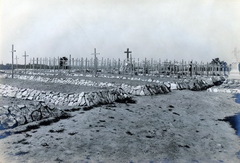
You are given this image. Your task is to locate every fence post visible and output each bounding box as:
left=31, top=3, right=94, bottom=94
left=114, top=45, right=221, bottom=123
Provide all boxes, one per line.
left=159, top=59, right=161, bottom=77
left=85, top=58, right=87, bottom=74
left=33, top=57, right=35, bottom=72
left=181, top=60, right=183, bottom=78
left=39, top=58, right=41, bottom=70
left=81, top=58, right=83, bottom=72
left=207, top=62, right=209, bottom=76
left=143, top=58, right=146, bottom=76
left=190, top=60, right=193, bottom=77
left=72, top=58, right=74, bottom=69
left=48, top=57, right=52, bottom=72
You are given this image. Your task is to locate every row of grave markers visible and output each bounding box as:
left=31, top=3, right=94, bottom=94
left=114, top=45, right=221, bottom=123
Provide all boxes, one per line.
left=10, top=46, right=229, bottom=78
left=14, top=56, right=227, bottom=77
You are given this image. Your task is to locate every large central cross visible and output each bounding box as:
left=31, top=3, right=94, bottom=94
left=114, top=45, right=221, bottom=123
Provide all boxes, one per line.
left=91, top=48, right=100, bottom=77
left=124, top=48, right=132, bottom=62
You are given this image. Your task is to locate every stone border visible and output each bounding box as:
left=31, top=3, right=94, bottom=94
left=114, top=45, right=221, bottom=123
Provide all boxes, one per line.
left=0, top=102, right=69, bottom=130
left=0, top=82, right=171, bottom=130
left=0, top=81, right=171, bottom=105
left=207, top=78, right=240, bottom=93
left=176, top=76, right=225, bottom=91
left=1, top=73, right=224, bottom=91
left=0, top=74, right=225, bottom=131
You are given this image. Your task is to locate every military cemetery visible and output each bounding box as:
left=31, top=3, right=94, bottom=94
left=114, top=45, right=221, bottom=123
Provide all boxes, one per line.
left=1, top=1, right=240, bottom=163
left=1, top=45, right=240, bottom=162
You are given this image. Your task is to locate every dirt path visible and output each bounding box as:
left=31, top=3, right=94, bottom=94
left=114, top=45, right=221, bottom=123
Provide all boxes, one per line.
left=1, top=90, right=240, bottom=163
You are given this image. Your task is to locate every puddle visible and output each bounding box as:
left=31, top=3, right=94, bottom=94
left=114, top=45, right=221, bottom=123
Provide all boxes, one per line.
left=0, top=124, right=6, bottom=130
left=222, top=94, right=240, bottom=137
left=223, top=113, right=240, bottom=137
left=0, top=131, right=12, bottom=139
left=233, top=93, right=240, bottom=104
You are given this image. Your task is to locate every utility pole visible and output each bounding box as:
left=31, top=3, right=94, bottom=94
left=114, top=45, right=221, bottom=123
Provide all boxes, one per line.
left=23, top=51, right=28, bottom=74
left=91, top=48, right=100, bottom=77
left=11, top=44, right=16, bottom=78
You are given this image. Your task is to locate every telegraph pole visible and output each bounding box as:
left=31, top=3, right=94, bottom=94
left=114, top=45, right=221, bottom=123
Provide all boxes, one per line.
left=11, top=44, right=16, bottom=78
left=91, top=48, right=100, bottom=77
left=23, top=51, right=28, bottom=74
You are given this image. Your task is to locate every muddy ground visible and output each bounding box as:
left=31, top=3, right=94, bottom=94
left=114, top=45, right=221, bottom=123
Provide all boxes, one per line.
left=0, top=89, right=240, bottom=162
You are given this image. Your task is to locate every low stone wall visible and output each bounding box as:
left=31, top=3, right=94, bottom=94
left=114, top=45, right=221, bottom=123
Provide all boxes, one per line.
left=207, top=78, right=240, bottom=93
left=0, top=84, right=128, bottom=106
left=120, top=83, right=171, bottom=96
left=0, top=74, right=225, bottom=130
left=1, top=73, right=224, bottom=92
left=0, top=102, right=68, bottom=130
left=0, top=81, right=172, bottom=107
left=0, top=82, right=171, bottom=130
left=176, top=76, right=225, bottom=91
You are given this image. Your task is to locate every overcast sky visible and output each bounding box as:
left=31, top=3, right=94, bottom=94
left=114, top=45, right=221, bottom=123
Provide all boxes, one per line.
left=1, top=0, right=240, bottom=64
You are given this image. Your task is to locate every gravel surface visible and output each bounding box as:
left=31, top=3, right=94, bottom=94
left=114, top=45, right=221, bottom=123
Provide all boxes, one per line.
left=1, top=90, right=240, bottom=163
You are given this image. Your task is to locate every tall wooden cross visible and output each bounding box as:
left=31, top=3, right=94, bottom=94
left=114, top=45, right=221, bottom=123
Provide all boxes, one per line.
left=124, top=48, right=132, bottom=62
left=11, top=44, right=16, bottom=78
left=91, top=48, right=100, bottom=77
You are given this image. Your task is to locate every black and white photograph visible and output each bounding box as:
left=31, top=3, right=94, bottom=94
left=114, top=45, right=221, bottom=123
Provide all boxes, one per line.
left=1, top=0, right=240, bottom=162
